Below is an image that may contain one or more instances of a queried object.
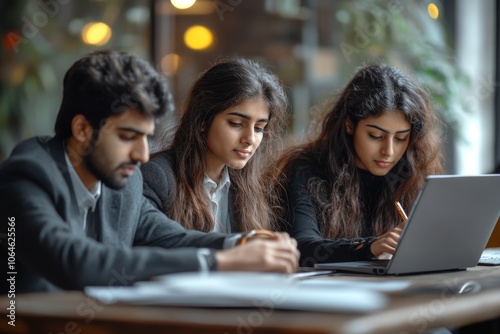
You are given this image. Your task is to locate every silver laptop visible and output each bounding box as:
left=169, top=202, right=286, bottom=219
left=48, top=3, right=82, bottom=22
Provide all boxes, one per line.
left=315, top=175, right=500, bottom=275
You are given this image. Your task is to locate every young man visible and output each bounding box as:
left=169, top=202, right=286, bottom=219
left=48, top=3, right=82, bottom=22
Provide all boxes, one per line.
left=0, top=50, right=299, bottom=293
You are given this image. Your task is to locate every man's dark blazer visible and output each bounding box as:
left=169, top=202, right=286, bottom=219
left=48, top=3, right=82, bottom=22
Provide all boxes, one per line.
left=141, top=151, right=238, bottom=232
left=0, top=137, right=230, bottom=293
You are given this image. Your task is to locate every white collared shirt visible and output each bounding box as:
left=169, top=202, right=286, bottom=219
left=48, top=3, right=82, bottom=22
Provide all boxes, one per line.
left=64, top=151, right=101, bottom=236
left=63, top=149, right=229, bottom=273
left=203, top=167, right=231, bottom=233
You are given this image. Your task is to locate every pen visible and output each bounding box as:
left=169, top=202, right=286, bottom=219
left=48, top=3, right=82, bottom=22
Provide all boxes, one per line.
left=395, top=201, right=408, bottom=222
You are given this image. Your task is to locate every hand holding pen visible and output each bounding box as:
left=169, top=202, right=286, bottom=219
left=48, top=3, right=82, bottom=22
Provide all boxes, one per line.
left=369, top=201, right=408, bottom=257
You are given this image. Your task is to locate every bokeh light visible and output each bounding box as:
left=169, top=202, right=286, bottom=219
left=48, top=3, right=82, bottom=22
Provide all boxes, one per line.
left=184, top=25, right=213, bottom=50
left=428, top=3, right=439, bottom=20
left=171, top=0, right=196, bottom=10
left=82, top=22, right=112, bottom=45
left=160, top=53, right=180, bottom=76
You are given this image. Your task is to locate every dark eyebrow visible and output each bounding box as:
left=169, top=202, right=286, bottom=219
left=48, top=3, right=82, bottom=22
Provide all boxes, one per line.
left=227, top=112, right=269, bottom=123
left=366, top=124, right=411, bottom=134
left=117, top=127, right=154, bottom=137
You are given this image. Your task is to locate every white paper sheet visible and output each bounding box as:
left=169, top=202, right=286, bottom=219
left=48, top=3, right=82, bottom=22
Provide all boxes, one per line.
left=85, top=272, right=387, bottom=313
left=298, top=277, right=412, bottom=292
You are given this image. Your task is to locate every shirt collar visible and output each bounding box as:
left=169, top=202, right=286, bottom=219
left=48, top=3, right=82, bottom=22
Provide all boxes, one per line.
left=204, top=166, right=231, bottom=194
left=64, top=150, right=101, bottom=212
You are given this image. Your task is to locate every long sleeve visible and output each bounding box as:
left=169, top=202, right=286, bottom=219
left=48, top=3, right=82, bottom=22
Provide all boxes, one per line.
left=283, top=159, right=376, bottom=266
left=142, top=152, right=241, bottom=234
left=0, top=138, right=234, bottom=293
left=141, top=152, right=176, bottom=213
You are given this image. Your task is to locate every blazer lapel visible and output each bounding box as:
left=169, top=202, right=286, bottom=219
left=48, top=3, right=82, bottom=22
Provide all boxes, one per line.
left=96, top=188, right=125, bottom=246
left=228, top=187, right=237, bottom=233
left=47, top=137, right=81, bottom=233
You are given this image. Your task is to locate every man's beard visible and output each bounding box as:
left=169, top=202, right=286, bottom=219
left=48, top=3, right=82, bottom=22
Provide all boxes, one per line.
left=85, top=145, right=137, bottom=190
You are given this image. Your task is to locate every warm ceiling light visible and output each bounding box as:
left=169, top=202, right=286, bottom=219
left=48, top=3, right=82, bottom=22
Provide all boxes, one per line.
left=171, top=0, right=196, bottom=10
left=184, top=25, right=213, bottom=50
left=82, top=22, right=112, bottom=45
left=427, top=3, right=439, bottom=20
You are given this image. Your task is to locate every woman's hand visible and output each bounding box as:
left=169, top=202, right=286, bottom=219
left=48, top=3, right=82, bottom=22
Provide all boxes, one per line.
left=215, top=232, right=300, bottom=273
left=370, top=222, right=405, bottom=257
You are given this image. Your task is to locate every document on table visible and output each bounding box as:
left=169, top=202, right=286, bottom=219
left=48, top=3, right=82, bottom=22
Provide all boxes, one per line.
left=85, top=272, right=388, bottom=313
left=298, top=277, right=412, bottom=292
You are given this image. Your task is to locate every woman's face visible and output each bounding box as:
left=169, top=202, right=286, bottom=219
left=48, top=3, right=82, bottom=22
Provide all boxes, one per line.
left=204, top=96, right=270, bottom=182
left=346, top=111, right=411, bottom=176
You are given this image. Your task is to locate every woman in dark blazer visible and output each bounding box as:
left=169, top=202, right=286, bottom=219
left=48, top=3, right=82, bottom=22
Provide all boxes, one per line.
left=141, top=58, right=288, bottom=233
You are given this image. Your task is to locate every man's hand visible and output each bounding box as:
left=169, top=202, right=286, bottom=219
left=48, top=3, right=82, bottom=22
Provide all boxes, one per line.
left=215, top=232, right=300, bottom=273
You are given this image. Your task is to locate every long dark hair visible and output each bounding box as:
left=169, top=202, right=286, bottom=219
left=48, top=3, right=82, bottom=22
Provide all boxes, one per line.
left=277, top=63, right=444, bottom=238
left=156, top=58, right=288, bottom=232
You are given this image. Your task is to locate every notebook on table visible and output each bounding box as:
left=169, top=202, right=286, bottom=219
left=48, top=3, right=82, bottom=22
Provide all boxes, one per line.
left=315, top=174, right=500, bottom=275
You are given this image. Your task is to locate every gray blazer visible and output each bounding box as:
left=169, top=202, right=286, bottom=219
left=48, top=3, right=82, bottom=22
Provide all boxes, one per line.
left=0, top=137, right=230, bottom=293
left=141, top=151, right=238, bottom=232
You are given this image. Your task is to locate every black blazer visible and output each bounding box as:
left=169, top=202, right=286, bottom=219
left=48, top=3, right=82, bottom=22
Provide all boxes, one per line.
left=0, top=137, right=230, bottom=293
left=141, top=151, right=239, bottom=232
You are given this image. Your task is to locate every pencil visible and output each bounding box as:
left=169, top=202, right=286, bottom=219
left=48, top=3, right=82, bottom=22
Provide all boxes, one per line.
left=395, top=201, right=408, bottom=222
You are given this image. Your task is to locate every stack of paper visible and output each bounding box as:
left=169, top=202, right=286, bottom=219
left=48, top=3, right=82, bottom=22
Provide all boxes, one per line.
left=85, top=272, right=387, bottom=313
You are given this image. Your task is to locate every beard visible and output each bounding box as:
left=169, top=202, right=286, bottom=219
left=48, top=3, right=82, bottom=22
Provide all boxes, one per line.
left=84, top=144, right=137, bottom=190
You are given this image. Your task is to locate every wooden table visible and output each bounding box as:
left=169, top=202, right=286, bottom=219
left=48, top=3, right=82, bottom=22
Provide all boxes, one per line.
left=1, top=266, right=500, bottom=334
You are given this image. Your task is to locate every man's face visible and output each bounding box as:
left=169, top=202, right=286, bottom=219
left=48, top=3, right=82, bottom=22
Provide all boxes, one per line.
left=85, top=109, right=154, bottom=189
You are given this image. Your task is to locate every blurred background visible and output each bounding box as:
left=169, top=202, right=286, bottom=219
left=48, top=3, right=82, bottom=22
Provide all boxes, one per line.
left=0, top=0, right=498, bottom=174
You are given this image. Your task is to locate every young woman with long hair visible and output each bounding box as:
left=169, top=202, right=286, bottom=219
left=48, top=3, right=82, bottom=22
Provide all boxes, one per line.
left=141, top=58, right=288, bottom=233
left=275, top=63, right=445, bottom=266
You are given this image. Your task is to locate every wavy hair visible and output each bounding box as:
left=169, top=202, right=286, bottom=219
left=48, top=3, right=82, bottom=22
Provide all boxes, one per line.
left=155, top=58, right=288, bottom=232
left=55, top=50, right=172, bottom=139
left=277, top=64, right=444, bottom=238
